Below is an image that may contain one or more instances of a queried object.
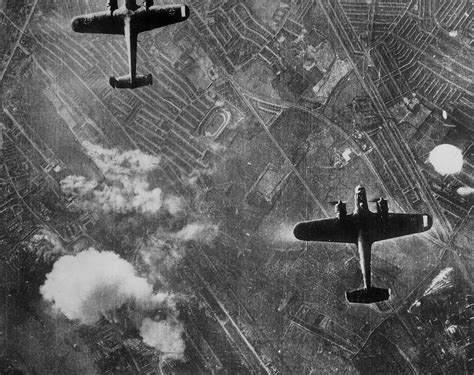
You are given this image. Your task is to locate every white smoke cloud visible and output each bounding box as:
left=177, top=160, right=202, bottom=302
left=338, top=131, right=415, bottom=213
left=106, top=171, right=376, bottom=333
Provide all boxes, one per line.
left=40, top=248, right=174, bottom=324
left=423, top=267, right=454, bottom=297
left=137, top=224, right=218, bottom=285
left=428, top=144, right=463, bottom=175
left=60, top=144, right=183, bottom=216
left=28, top=228, right=67, bottom=262
left=138, top=236, right=185, bottom=285
left=41, top=249, right=186, bottom=359
left=140, top=317, right=185, bottom=361
left=84, top=141, right=161, bottom=176
left=173, top=223, right=219, bottom=243
left=457, top=186, right=474, bottom=196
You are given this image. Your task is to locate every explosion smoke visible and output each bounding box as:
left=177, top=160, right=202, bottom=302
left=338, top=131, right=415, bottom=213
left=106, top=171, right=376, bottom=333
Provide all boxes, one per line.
left=423, top=267, right=454, bottom=297
left=40, top=249, right=185, bottom=359
left=140, top=317, right=185, bottom=361
left=60, top=143, right=182, bottom=215
left=173, top=222, right=219, bottom=243
left=428, top=144, right=463, bottom=175
left=28, top=228, right=67, bottom=262
left=40, top=248, right=174, bottom=324
left=409, top=267, right=455, bottom=313
left=52, top=144, right=220, bottom=361
left=457, top=186, right=474, bottom=197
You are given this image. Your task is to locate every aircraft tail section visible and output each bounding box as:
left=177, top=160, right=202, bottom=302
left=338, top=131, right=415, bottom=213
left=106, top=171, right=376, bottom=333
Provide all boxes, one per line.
left=346, top=287, right=390, bottom=304
left=109, top=74, right=152, bottom=89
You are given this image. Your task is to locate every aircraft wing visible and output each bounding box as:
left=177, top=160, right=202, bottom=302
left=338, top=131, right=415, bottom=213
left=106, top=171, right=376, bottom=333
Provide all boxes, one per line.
left=293, top=216, right=358, bottom=243
left=133, top=5, right=190, bottom=33
left=72, top=11, right=123, bottom=35
left=372, top=213, right=432, bottom=242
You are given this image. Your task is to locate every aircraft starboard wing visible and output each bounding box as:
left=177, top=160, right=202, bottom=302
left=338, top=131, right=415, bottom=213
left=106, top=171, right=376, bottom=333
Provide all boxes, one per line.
left=133, top=5, right=190, bottom=33
left=293, top=216, right=358, bottom=243
left=72, top=11, right=123, bottom=35
left=372, top=213, right=432, bottom=242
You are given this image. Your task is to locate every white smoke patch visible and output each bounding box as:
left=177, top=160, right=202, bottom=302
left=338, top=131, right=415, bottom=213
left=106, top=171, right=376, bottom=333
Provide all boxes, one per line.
left=173, top=223, right=219, bottom=243
left=40, top=248, right=174, bottom=324
left=457, top=186, right=474, bottom=197
left=140, top=317, right=185, bottom=361
left=41, top=249, right=187, bottom=360
left=428, top=144, right=463, bottom=175
left=164, top=195, right=184, bottom=215
left=83, top=141, right=161, bottom=176
left=423, top=267, right=454, bottom=297
left=60, top=144, right=183, bottom=216
left=138, top=236, right=186, bottom=285
left=208, top=142, right=226, bottom=154
left=409, top=267, right=455, bottom=312
left=27, top=229, right=67, bottom=262
left=182, top=163, right=218, bottom=190
left=137, top=224, right=218, bottom=285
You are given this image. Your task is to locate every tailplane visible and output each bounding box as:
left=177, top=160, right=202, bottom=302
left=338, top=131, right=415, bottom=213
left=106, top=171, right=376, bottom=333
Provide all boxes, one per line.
left=109, top=74, right=152, bottom=89
left=346, top=287, right=390, bottom=304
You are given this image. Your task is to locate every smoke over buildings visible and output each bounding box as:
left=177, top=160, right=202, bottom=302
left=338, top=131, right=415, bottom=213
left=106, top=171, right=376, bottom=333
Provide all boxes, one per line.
left=140, top=317, right=186, bottom=361
left=40, top=248, right=185, bottom=359
left=27, top=228, right=67, bottom=262
left=60, top=142, right=183, bottom=216
left=456, top=186, right=474, bottom=196
left=47, top=143, right=220, bottom=361
left=173, top=222, right=219, bottom=243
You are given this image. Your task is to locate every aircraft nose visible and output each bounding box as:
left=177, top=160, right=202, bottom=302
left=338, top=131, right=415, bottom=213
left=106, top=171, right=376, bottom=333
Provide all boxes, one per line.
left=356, top=185, right=365, bottom=193
left=293, top=222, right=309, bottom=241
left=71, top=17, right=81, bottom=32
left=71, top=16, right=88, bottom=32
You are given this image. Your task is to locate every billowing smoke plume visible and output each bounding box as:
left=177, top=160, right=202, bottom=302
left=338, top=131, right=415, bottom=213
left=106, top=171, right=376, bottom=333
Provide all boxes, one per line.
left=40, top=248, right=173, bottom=323
left=51, top=143, right=221, bottom=360
left=60, top=143, right=182, bottom=215
left=423, top=267, right=454, bottom=297
left=27, top=228, right=67, bottom=262
left=173, top=222, right=219, bottom=243
left=408, top=267, right=455, bottom=312
left=41, top=249, right=185, bottom=359
left=137, top=222, right=218, bottom=285
left=140, top=317, right=185, bottom=361
left=138, top=235, right=186, bottom=285
left=457, top=186, right=474, bottom=196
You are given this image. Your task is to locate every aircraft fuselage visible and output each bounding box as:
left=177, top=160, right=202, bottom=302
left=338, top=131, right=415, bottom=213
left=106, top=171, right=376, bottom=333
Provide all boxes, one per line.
left=293, top=184, right=432, bottom=303
left=71, top=2, right=189, bottom=88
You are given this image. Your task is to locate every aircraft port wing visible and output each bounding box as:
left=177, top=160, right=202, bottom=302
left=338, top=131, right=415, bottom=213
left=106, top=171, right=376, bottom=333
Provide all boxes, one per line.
left=373, top=213, right=433, bottom=242
left=293, top=216, right=358, bottom=243
left=134, top=5, right=190, bottom=33
left=72, top=11, right=123, bottom=35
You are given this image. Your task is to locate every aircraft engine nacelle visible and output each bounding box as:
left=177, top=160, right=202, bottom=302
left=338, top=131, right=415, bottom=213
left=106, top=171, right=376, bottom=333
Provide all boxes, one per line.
left=335, top=201, right=347, bottom=219
left=376, top=198, right=388, bottom=218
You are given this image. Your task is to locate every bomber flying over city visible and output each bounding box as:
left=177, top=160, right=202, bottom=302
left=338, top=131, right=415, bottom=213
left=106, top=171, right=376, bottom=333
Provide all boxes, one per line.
left=71, top=0, right=190, bottom=89
left=293, top=185, right=433, bottom=304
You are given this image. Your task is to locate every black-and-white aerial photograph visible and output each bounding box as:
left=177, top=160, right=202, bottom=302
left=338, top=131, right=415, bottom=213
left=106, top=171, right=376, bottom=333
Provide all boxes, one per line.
left=0, top=0, right=472, bottom=374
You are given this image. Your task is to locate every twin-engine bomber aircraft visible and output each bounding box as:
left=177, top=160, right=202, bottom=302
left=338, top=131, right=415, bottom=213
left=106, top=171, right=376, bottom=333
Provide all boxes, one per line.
left=71, top=1, right=189, bottom=89
left=293, top=185, right=433, bottom=304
